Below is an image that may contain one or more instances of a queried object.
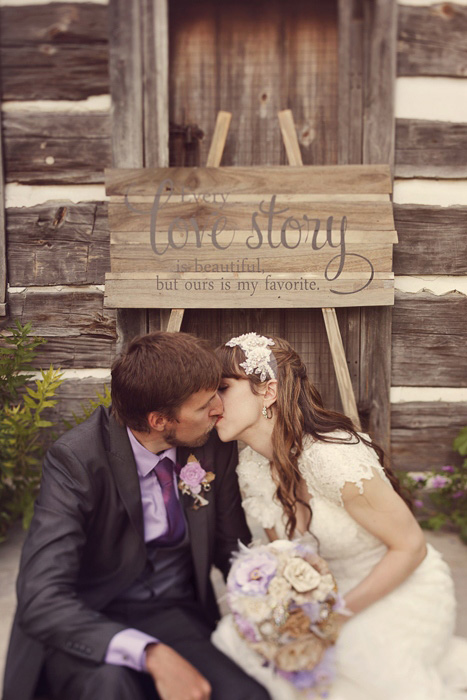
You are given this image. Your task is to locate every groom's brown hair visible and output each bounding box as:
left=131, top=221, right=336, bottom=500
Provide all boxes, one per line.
left=111, top=331, right=221, bottom=431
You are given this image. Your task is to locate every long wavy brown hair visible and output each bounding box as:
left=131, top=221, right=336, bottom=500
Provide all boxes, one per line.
left=217, top=334, right=412, bottom=539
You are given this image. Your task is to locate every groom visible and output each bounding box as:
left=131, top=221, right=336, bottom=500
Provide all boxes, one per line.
left=3, top=332, right=270, bottom=700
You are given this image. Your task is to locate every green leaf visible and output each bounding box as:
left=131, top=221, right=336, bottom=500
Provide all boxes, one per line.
left=453, top=427, right=467, bottom=456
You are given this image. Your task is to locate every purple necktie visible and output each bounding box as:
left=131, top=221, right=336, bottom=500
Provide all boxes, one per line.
left=153, top=456, right=186, bottom=546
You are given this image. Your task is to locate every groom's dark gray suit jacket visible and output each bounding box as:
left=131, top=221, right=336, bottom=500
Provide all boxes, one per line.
left=2, top=405, right=250, bottom=700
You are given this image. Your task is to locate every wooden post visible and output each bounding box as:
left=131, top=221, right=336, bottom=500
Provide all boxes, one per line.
left=0, top=103, right=6, bottom=316
left=338, top=0, right=397, bottom=453
left=279, top=109, right=361, bottom=429
left=163, top=111, right=232, bottom=333
left=109, top=0, right=169, bottom=348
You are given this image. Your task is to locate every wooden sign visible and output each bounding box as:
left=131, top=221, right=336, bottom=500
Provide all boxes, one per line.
left=104, top=165, right=397, bottom=308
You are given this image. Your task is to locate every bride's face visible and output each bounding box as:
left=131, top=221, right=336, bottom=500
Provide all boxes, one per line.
left=215, top=377, right=263, bottom=442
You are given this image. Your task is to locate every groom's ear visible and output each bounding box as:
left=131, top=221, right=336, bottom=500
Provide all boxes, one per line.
left=264, top=380, right=278, bottom=406
left=147, top=411, right=170, bottom=432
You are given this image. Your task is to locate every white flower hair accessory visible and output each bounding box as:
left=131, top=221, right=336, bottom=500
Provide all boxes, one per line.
left=225, top=332, right=276, bottom=382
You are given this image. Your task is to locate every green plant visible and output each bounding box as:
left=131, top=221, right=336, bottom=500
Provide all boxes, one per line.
left=403, top=426, right=467, bottom=545
left=0, top=321, right=63, bottom=539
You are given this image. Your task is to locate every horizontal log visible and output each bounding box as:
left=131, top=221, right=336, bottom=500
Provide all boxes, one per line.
left=398, top=4, right=467, bottom=77
left=391, top=402, right=467, bottom=471
left=3, top=112, right=110, bottom=184
left=0, top=3, right=108, bottom=45
left=0, top=45, right=108, bottom=101
left=6, top=203, right=109, bottom=286
left=0, top=3, right=108, bottom=100
left=104, top=272, right=394, bottom=309
left=110, top=230, right=395, bottom=274
left=109, top=200, right=395, bottom=232
left=42, top=377, right=110, bottom=432
left=392, top=291, right=467, bottom=387
left=395, top=119, right=467, bottom=178
left=105, top=166, right=393, bottom=196
left=2, top=289, right=116, bottom=368
left=393, top=204, right=467, bottom=275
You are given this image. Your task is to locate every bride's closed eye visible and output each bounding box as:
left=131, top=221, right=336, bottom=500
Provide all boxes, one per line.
left=218, top=385, right=228, bottom=392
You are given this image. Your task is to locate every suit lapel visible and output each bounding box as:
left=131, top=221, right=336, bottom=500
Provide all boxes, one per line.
left=108, top=416, right=145, bottom=542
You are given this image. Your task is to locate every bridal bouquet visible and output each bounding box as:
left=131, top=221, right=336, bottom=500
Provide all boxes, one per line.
left=226, top=540, right=347, bottom=698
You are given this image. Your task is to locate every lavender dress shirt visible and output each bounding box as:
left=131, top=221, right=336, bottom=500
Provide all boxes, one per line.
left=104, top=428, right=178, bottom=671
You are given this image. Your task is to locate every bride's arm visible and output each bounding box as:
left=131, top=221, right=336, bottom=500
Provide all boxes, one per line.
left=340, top=475, right=427, bottom=616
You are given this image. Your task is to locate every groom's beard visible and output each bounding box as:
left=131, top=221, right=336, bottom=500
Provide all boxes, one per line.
left=162, top=423, right=214, bottom=448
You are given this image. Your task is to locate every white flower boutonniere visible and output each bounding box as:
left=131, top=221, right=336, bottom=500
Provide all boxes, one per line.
left=177, top=453, right=215, bottom=510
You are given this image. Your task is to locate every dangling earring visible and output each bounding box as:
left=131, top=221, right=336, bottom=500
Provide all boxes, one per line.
left=262, top=405, right=272, bottom=419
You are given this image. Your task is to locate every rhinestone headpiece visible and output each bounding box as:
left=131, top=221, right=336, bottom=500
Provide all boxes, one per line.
left=225, top=332, right=276, bottom=382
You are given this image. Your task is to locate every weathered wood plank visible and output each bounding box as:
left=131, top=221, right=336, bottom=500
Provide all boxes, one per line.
left=108, top=0, right=147, bottom=349
left=0, top=104, right=6, bottom=316
left=393, top=204, right=467, bottom=275
left=395, top=119, right=467, bottom=178
left=0, top=47, right=108, bottom=102
left=3, top=289, right=117, bottom=368
left=110, top=230, right=395, bottom=273
left=6, top=203, right=109, bottom=286
left=339, top=0, right=397, bottom=455
left=0, top=3, right=108, bottom=100
left=397, top=3, right=467, bottom=78
left=3, top=112, right=111, bottom=184
left=362, top=0, right=397, bottom=167
left=0, top=3, right=108, bottom=44
left=106, top=165, right=393, bottom=196
left=391, top=402, right=467, bottom=471
left=337, top=0, right=364, bottom=164
left=392, top=291, right=467, bottom=387
left=43, top=378, right=111, bottom=431
left=104, top=272, right=394, bottom=309
left=108, top=199, right=395, bottom=232
left=142, top=0, right=169, bottom=168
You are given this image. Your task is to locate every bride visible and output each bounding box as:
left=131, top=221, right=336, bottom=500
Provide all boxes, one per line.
left=212, top=332, right=467, bottom=700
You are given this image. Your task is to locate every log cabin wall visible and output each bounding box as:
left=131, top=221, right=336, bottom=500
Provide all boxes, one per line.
left=0, top=0, right=465, bottom=471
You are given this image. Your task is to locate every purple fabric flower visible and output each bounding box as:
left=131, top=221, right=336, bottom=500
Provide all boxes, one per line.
left=230, top=553, right=277, bottom=595
left=441, top=466, right=455, bottom=473
left=431, top=475, right=449, bottom=489
left=414, top=499, right=424, bottom=509
left=180, top=462, right=206, bottom=488
left=233, top=613, right=260, bottom=642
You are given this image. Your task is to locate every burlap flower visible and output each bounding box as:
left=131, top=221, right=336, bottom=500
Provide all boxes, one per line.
left=280, top=610, right=312, bottom=639
left=274, top=636, right=325, bottom=672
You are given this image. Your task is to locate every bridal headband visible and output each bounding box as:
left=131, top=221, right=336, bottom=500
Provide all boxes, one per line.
left=225, top=332, right=276, bottom=382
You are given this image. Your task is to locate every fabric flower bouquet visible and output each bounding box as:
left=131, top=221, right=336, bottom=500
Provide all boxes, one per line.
left=226, top=540, right=348, bottom=698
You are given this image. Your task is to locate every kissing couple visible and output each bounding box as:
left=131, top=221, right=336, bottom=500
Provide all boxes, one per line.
left=4, top=331, right=466, bottom=700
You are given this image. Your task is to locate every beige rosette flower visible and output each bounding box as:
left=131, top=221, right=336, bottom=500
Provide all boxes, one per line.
left=274, top=636, right=325, bottom=672
left=310, top=572, right=337, bottom=601
left=236, top=596, right=272, bottom=623
left=267, top=576, right=293, bottom=605
left=283, top=556, right=321, bottom=593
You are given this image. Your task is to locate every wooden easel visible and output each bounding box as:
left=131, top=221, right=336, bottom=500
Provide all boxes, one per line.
left=164, top=109, right=361, bottom=430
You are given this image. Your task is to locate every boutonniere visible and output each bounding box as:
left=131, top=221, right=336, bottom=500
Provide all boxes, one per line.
left=177, top=453, right=215, bottom=510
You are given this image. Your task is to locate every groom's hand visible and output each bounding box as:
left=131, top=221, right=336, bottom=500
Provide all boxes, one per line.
left=145, top=642, right=211, bottom=700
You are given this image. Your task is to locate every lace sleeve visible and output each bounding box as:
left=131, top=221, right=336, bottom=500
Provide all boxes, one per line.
left=301, top=433, right=390, bottom=507
left=236, top=446, right=282, bottom=529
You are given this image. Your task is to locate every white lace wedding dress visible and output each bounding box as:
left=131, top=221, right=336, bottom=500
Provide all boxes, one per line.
left=212, top=433, right=467, bottom=700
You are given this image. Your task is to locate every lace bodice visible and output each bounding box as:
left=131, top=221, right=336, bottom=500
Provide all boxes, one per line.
left=237, top=432, right=390, bottom=593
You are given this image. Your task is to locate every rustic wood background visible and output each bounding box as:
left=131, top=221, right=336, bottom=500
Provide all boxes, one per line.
left=1, top=0, right=466, bottom=471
